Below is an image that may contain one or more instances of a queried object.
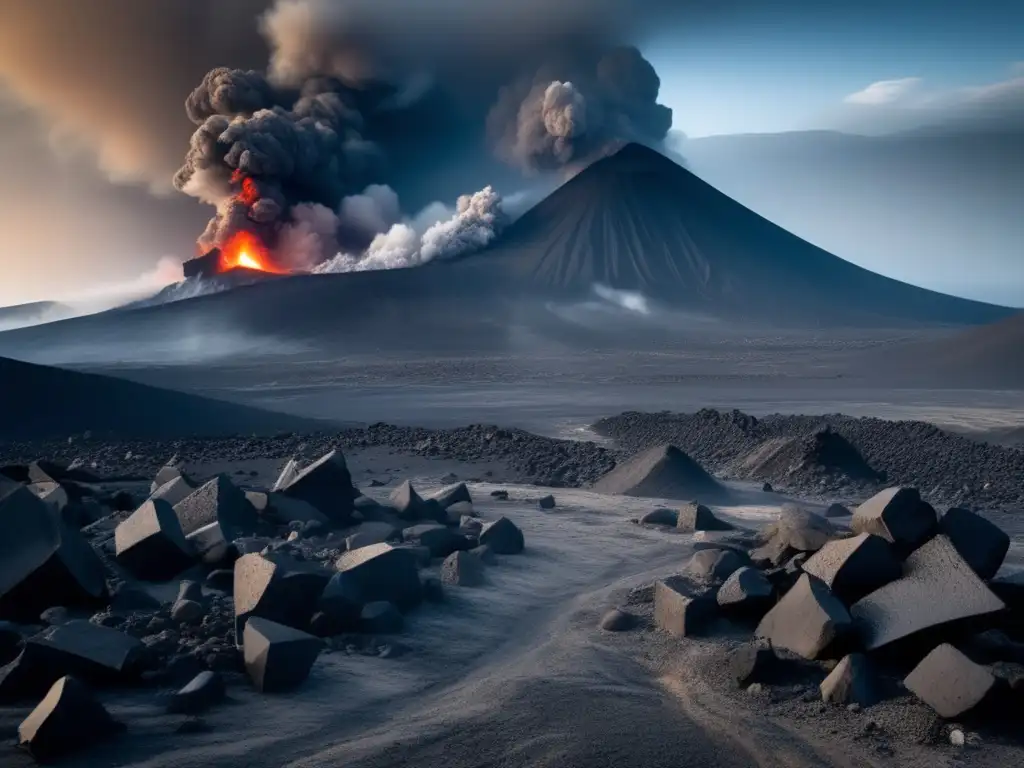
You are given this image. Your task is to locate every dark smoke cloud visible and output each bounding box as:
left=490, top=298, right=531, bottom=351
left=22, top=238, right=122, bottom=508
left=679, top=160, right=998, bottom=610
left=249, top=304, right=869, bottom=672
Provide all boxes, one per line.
left=487, top=46, right=672, bottom=173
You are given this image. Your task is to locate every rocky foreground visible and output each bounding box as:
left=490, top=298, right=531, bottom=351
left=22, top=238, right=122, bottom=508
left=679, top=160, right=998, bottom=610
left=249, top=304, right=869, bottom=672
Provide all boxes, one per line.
left=0, top=451, right=526, bottom=762
left=607, top=491, right=1024, bottom=751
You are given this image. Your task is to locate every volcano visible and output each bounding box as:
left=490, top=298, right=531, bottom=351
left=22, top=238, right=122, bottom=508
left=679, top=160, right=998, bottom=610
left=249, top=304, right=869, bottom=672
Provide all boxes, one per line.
left=0, top=143, right=1013, bottom=366
left=454, top=142, right=1009, bottom=325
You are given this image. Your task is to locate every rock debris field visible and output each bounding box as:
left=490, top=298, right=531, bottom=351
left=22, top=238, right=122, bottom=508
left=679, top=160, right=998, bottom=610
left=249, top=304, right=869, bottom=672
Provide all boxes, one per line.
left=0, top=412, right=1023, bottom=764
left=0, top=450, right=525, bottom=762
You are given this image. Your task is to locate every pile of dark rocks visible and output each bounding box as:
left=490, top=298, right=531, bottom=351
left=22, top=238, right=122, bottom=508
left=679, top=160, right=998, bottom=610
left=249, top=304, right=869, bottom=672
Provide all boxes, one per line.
left=0, top=450, right=525, bottom=762
left=626, top=488, right=1022, bottom=737
left=594, top=409, right=1024, bottom=509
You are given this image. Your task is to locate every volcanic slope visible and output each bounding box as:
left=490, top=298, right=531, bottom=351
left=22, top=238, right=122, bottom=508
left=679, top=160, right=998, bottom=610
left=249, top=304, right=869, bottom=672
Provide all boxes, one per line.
left=457, top=143, right=1011, bottom=326
left=0, top=356, right=326, bottom=440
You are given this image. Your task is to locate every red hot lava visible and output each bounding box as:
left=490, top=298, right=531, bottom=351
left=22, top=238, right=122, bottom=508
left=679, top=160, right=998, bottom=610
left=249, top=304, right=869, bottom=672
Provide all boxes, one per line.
left=219, top=231, right=285, bottom=274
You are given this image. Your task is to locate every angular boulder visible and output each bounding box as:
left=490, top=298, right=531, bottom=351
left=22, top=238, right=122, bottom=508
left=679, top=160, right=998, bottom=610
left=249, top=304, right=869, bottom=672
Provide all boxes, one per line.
left=29, top=481, right=69, bottom=513
left=0, top=620, right=144, bottom=701
left=850, top=535, right=1005, bottom=651
left=243, top=617, right=322, bottom=693
left=851, top=487, right=936, bottom=551
left=18, top=676, right=122, bottom=761
left=750, top=506, right=835, bottom=568
left=310, top=572, right=363, bottom=636
left=278, top=450, right=355, bottom=521
left=149, top=476, right=196, bottom=508
left=167, top=670, right=225, bottom=714
left=441, top=551, right=486, bottom=587
left=389, top=480, right=426, bottom=519
left=654, top=577, right=715, bottom=637
left=334, top=543, right=422, bottom=610
left=0, top=487, right=107, bottom=621
left=233, top=554, right=331, bottom=637
left=820, top=653, right=882, bottom=707
left=478, top=517, right=524, bottom=555
left=716, top=567, right=774, bottom=614
left=185, top=521, right=233, bottom=566
left=676, top=502, right=732, bottom=532
left=114, top=499, right=195, bottom=581
left=904, top=643, right=996, bottom=718
left=430, top=482, right=472, bottom=510
left=592, top=444, right=727, bottom=502
left=402, top=524, right=459, bottom=558
left=346, top=521, right=402, bottom=551
left=802, top=533, right=902, bottom=604
left=360, top=601, right=403, bottom=634
left=825, top=503, right=852, bottom=518
left=151, top=456, right=183, bottom=492
left=173, top=475, right=258, bottom=538
left=687, top=548, right=746, bottom=582
left=938, top=508, right=1010, bottom=580
left=755, top=574, right=852, bottom=659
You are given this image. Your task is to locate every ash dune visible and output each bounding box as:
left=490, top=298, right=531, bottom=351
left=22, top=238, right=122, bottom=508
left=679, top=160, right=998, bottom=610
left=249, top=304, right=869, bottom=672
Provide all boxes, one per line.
left=0, top=356, right=325, bottom=440
left=0, top=144, right=1013, bottom=368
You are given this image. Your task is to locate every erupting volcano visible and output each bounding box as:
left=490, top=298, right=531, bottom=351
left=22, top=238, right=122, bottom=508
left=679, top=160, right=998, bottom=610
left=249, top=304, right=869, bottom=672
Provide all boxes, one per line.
left=219, top=231, right=283, bottom=274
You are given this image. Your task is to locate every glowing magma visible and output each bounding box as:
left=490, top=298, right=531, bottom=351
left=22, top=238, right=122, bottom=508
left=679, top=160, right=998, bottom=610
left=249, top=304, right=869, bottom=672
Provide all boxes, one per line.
left=219, top=231, right=283, bottom=274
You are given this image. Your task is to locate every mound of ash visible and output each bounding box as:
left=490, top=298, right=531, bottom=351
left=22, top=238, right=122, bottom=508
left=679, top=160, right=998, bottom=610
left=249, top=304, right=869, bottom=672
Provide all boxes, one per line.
left=729, top=428, right=881, bottom=495
left=594, top=409, right=1024, bottom=510
left=622, top=490, right=1021, bottom=746
left=592, top=444, right=728, bottom=502
left=124, top=269, right=283, bottom=310
left=0, top=448, right=525, bottom=762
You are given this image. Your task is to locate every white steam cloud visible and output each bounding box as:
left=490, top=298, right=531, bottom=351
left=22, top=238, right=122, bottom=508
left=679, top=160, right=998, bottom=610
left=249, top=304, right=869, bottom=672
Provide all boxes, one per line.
left=315, top=185, right=508, bottom=273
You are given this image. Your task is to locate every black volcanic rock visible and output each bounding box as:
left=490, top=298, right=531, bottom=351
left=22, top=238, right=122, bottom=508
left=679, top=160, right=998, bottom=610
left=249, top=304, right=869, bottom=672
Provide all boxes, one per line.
left=592, top=444, right=726, bottom=502
left=731, top=429, right=880, bottom=491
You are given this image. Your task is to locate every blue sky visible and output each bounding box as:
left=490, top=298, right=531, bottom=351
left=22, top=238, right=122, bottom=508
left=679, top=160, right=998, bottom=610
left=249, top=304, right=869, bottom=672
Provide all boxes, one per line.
left=646, top=6, right=1024, bottom=137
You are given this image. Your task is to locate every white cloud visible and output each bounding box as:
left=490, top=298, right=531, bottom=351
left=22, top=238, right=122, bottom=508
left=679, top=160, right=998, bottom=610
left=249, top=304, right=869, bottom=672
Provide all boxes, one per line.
left=844, top=77, right=923, bottom=105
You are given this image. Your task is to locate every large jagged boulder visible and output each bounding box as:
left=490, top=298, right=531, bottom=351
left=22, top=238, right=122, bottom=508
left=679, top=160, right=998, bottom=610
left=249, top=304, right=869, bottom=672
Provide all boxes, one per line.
left=851, top=487, right=936, bottom=551
left=755, top=574, right=852, bottom=659
left=278, top=450, right=355, bottom=522
left=0, top=487, right=107, bottom=621
left=802, top=533, right=902, bottom=604
left=243, top=617, right=322, bottom=693
left=389, top=480, right=427, bottom=519
left=233, top=554, right=331, bottom=638
left=654, top=577, right=716, bottom=637
left=402, top=524, right=460, bottom=558
left=850, top=535, right=1005, bottom=651
left=441, top=551, right=486, bottom=587
left=334, top=543, right=422, bottom=610
left=904, top=644, right=997, bottom=718
left=29, top=481, right=69, bottom=514
left=18, top=676, right=123, bottom=761
left=820, top=653, right=882, bottom=707
left=184, top=521, right=233, bottom=566
left=149, top=476, right=196, bottom=508
left=173, top=474, right=258, bottom=538
left=938, top=508, right=1009, bottom=580
left=430, top=483, right=472, bottom=510
left=592, top=444, right=727, bottom=502
left=478, top=517, right=524, bottom=555
left=676, top=502, right=732, bottom=532
left=0, top=621, right=144, bottom=701
left=114, top=499, right=195, bottom=581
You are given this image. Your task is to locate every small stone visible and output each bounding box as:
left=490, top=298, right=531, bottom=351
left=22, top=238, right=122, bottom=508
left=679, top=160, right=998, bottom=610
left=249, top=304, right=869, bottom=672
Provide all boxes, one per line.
left=441, top=551, right=486, bottom=587
left=847, top=703, right=862, bottom=713
left=747, top=683, right=764, bottom=695
left=167, top=670, right=225, bottom=714
left=171, top=599, right=204, bottom=624
left=949, top=729, right=965, bottom=747
left=538, top=495, right=556, bottom=509
left=599, top=608, right=636, bottom=632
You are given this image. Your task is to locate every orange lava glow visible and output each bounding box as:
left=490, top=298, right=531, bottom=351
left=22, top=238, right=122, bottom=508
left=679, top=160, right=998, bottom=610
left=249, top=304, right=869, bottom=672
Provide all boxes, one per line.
left=219, top=231, right=283, bottom=274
